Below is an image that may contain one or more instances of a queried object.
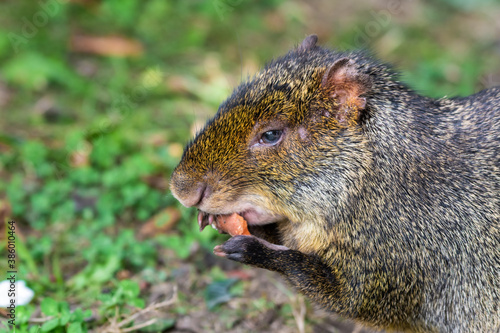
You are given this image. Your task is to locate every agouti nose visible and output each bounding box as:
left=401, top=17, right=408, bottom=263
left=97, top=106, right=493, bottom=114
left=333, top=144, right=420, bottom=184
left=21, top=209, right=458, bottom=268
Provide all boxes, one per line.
left=186, top=183, right=211, bottom=207
left=171, top=180, right=212, bottom=208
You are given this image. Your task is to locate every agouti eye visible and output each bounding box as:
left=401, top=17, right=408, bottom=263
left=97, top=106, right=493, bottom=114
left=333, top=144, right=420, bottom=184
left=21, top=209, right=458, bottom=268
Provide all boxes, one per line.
left=260, top=130, right=283, bottom=145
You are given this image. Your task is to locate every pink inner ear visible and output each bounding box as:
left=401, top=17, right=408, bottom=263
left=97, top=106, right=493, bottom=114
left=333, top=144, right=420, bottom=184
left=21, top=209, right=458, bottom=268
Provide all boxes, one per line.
left=332, top=89, right=349, bottom=104
left=320, top=57, right=372, bottom=125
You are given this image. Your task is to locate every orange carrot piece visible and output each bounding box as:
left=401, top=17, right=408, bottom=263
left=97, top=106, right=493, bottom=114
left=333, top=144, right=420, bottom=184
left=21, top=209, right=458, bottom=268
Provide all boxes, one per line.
left=216, top=213, right=251, bottom=236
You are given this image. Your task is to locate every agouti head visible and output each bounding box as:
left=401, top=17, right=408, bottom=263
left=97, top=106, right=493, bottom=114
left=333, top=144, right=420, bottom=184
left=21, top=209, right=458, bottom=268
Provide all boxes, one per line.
left=170, top=35, right=377, bottom=229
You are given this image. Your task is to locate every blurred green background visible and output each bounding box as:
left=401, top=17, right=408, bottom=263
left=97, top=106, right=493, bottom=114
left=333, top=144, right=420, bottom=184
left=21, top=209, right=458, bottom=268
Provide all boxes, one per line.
left=0, top=0, right=499, bottom=332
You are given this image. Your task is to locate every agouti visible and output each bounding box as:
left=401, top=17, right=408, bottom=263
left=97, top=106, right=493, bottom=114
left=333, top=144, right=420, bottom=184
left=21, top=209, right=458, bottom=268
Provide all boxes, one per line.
left=170, top=35, right=500, bottom=332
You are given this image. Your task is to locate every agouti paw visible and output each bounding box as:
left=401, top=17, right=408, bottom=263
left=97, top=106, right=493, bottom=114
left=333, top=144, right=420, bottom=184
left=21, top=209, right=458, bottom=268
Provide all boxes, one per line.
left=213, top=236, right=289, bottom=268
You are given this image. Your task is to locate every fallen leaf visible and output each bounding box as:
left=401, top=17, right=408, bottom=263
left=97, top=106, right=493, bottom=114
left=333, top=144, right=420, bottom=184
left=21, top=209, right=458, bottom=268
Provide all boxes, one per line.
left=70, top=141, right=92, bottom=168
left=70, top=34, right=144, bottom=57
left=139, top=207, right=181, bottom=238
left=225, top=269, right=253, bottom=281
left=116, top=269, right=131, bottom=280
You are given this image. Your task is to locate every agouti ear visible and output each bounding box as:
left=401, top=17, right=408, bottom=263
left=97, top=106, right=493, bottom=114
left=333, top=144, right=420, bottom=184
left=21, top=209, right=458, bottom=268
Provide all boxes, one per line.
left=320, top=57, right=372, bottom=126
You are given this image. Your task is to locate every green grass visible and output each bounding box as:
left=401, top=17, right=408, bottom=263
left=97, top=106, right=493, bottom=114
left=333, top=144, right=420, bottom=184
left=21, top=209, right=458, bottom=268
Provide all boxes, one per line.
left=0, top=0, right=499, bottom=332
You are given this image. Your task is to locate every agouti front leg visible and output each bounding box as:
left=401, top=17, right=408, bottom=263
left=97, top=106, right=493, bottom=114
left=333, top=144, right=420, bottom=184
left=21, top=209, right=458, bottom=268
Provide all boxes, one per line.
left=214, top=236, right=341, bottom=310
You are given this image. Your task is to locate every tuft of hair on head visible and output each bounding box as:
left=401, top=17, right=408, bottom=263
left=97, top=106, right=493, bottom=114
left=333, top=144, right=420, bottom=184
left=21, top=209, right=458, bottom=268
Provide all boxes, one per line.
left=297, top=34, right=319, bottom=53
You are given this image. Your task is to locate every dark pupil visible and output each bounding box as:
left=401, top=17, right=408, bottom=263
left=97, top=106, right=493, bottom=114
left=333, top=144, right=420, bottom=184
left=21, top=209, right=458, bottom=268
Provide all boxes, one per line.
left=262, top=130, right=282, bottom=144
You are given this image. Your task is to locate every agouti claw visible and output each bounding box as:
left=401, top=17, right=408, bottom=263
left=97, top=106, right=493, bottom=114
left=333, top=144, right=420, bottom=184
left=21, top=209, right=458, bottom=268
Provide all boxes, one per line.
left=213, top=237, right=249, bottom=262
left=213, top=245, right=227, bottom=257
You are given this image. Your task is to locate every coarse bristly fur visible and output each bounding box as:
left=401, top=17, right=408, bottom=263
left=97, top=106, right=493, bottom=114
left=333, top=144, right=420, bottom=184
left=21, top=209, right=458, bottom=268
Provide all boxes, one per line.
left=170, top=35, right=500, bottom=332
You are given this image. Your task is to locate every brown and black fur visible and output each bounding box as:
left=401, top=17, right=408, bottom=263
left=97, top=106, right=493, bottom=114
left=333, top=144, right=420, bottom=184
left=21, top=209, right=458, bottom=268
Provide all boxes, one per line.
left=170, top=35, right=500, bottom=332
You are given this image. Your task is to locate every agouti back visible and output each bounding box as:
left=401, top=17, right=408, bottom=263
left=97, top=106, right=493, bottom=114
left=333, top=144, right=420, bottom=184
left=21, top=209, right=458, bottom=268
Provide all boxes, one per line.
left=170, top=35, right=500, bottom=332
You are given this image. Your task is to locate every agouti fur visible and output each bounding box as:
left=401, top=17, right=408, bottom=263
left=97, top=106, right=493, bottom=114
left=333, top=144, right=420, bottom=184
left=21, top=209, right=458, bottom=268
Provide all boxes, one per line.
left=170, top=35, right=500, bottom=332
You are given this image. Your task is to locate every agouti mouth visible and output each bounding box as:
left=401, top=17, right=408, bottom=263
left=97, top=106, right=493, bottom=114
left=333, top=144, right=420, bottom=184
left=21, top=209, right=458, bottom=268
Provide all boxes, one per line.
left=197, top=208, right=285, bottom=232
left=197, top=210, right=215, bottom=232
left=197, top=210, right=244, bottom=232
left=198, top=210, right=233, bottom=231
